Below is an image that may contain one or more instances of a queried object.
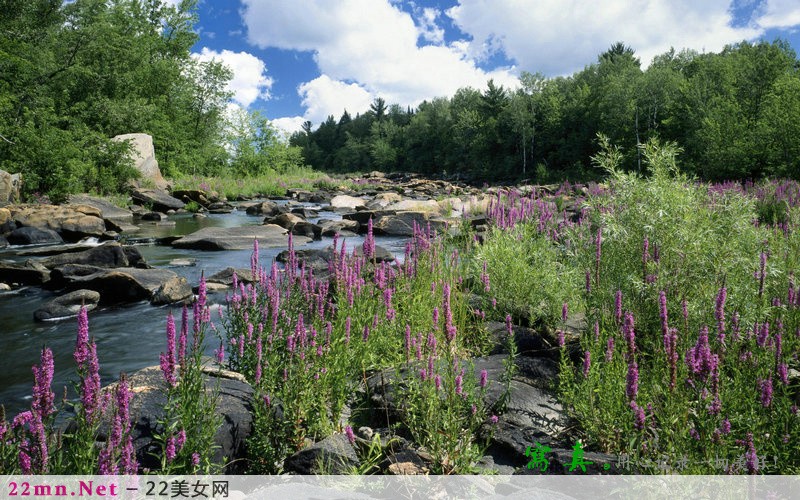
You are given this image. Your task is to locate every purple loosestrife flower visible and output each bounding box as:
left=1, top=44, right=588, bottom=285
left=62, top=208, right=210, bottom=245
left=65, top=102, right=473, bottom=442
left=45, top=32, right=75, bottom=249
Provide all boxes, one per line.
left=18, top=449, right=31, bottom=474
left=179, top=306, right=188, bottom=368
left=561, top=302, right=568, bottom=322
left=479, top=369, right=488, bottom=388
left=490, top=415, right=499, bottom=424
left=362, top=218, right=375, bottom=259
left=606, top=337, right=615, bottom=362
left=455, top=375, right=463, bottom=396
left=166, top=436, right=177, bottom=463
left=192, top=453, right=200, bottom=468
left=160, top=311, right=178, bottom=388
left=721, top=418, right=731, bottom=435
left=626, top=361, right=639, bottom=400
left=81, top=341, right=101, bottom=425
left=583, top=351, right=591, bottom=378
left=594, top=321, right=600, bottom=343
left=32, top=347, right=55, bottom=421
left=630, top=400, right=645, bottom=430
left=757, top=322, right=769, bottom=348
left=759, top=378, right=773, bottom=407
left=715, top=286, right=727, bottom=344
left=778, top=363, right=789, bottom=384
left=745, top=433, right=758, bottom=474
left=345, top=426, right=356, bottom=445
left=362, top=324, right=370, bottom=342
left=689, top=428, right=700, bottom=440
left=614, top=290, right=623, bottom=324
left=434, top=375, right=442, bottom=391
left=585, top=270, right=591, bottom=293
left=75, top=306, right=90, bottom=365
left=505, top=314, right=513, bottom=336
left=659, top=291, right=668, bottom=340
left=557, top=330, right=565, bottom=348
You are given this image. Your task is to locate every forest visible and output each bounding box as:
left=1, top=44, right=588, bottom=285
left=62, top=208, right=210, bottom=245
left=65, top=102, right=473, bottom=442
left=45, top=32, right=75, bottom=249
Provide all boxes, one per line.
left=291, top=41, right=800, bottom=183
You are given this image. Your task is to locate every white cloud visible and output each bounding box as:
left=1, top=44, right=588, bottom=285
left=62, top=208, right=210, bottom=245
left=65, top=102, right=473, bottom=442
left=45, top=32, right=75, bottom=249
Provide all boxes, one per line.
left=445, top=0, right=766, bottom=75
left=240, top=0, right=518, bottom=124
left=757, top=0, right=800, bottom=29
left=271, top=116, right=307, bottom=136
left=192, top=47, right=273, bottom=108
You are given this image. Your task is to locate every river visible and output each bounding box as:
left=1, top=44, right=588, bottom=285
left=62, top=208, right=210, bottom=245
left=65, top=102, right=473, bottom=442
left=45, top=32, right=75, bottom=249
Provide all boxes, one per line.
left=0, top=202, right=408, bottom=417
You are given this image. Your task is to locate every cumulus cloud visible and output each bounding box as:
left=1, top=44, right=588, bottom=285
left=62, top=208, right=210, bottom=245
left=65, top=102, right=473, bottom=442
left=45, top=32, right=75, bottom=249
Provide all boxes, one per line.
left=270, top=116, right=307, bottom=136
left=445, top=0, right=766, bottom=75
left=192, top=47, right=273, bottom=108
left=756, top=0, right=800, bottom=29
left=240, top=0, right=517, bottom=124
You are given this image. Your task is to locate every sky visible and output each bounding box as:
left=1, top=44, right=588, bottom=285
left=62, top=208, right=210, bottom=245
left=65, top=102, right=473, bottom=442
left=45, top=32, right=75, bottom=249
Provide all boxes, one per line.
left=175, top=0, right=800, bottom=135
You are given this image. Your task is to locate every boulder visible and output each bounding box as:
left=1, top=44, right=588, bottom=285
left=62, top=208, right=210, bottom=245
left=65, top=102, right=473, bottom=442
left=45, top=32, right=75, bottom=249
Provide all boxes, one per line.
left=38, top=242, right=131, bottom=270
left=374, top=212, right=444, bottom=237
left=368, top=192, right=403, bottom=209
left=0, top=207, right=14, bottom=234
left=276, top=248, right=334, bottom=276
left=286, top=189, right=313, bottom=202
left=172, top=225, right=310, bottom=251
left=264, top=212, right=305, bottom=230
left=0, top=261, right=51, bottom=285
left=130, top=189, right=185, bottom=213
left=207, top=202, right=234, bottom=214
left=151, top=276, right=193, bottom=305
left=0, top=236, right=7, bottom=248
left=172, top=189, right=210, bottom=207
left=384, top=199, right=442, bottom=213
left=206, top=267, right=256, bottom=287
left=283, top=433, right=359, bottom=474
left=7, top=226, right=64, bottom=245
left=34, top=289, right=100, bottom=321
left=111, top=133, right=168, bottom=189
left=68, top=195, right=134, bottom=220
left=244, top=201, right=284, bottom=216
left=318, top=219, right=359, bottom=237
left=352, top=244, right=395, bottom=263
left=112, top=364, right=254, bottom=473
left=291, top=221, right=322, bottom=240
left=330, top=195, right=367, bottom=211
left=0, top=169, right=21, bottom=206
left=62, top=267, right=186, bottom=305
left=10, top=204, right=106, bottom=241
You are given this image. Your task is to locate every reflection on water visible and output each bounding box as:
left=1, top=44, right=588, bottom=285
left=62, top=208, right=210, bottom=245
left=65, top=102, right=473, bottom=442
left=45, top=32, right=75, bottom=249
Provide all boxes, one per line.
left=0, top=204, right=409, bottom=417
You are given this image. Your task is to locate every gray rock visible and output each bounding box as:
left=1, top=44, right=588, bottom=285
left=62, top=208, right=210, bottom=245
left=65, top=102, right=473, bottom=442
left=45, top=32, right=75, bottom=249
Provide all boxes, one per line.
left=374, top=212, right=446, bottom=237
left=0, top=261, right=51, bottom=285
left=62, top=267, right=185, bottom=305
left=283, top=433, right=360, bottom=474
left=291, top=221, right=322, bottom=240
left=318, top=219, right=359, bottom=236
left=34, top=289, right=100, bottom=321
left=264, top=212, right=305, bottom=230
left=352, top=244, right=395, bottom=263
left=151, top=276, right=193, bottom=305
left=244, top=201, right=284, bottom=216
left=111, top=364, right=254, bottom=473
left=111, top=133, right=169, bottom=190
left=7, top=226, right=64, bottom=245
left=172, top=225, right=310, bottom=251
left=330, top=194, right=366, bottom=210
left=0, top=169, right=21, bottom=206
left=206, top=267, right=256, bottom=287
left=384, top=199, right=441, bottom=213
left=130, top=188, right=185, bottom=212
left=38, top=242, right=131, bottom=270
left=68, top=195, right=134, bottom=220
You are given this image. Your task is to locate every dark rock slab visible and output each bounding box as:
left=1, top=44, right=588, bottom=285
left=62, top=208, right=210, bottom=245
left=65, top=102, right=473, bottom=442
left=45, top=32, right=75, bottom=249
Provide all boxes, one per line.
left=114, top=364, right=254, bottom=473
left=151, top=276, right=193, bottom=305
left=63, top=267, right=185, bottom=305
left=172, top=225, right=310, bottom=251
left=244, top=201, right=285, bottom=216
left=0, top=261, right=51, bottom=285
left=131, top=188, right=185, bottom=212
left=374, top=212, right=442, bottom=237
left=38, top=242, right=130, bottom=270
left=318, top=219, right=359, bottom=237
left=283, top=433, right=359, bottom=474
left=206, top=267, right=256, bottom=287
left=352, top=244, right=396, bottom=263
left=34, top=289, right=100, bottom=321
left=68, top=195, right=134, bottom=220
left=8, top=226, right=64, bottom=245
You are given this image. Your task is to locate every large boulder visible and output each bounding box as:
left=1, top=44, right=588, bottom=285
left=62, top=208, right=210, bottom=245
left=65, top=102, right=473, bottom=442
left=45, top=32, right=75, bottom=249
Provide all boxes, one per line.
left=244, top=201, right=284, bottom=217
left=0, top=170, right=21, bottom=206
left=62, top=267, right=191, bottom=305
left=9, top=204, right=106, bottom=241
left=111, top=364, right=254, bottom=473
left=34, top=289, right=100, bottom=321
left=151, top=276, right=193, bottom=305
left=283, top=433, right=360, bottom=474
left=130, top=188, right=185, bottom=213
left=7, top=226, right=64, bottom=245
left=329, top=194, right=366, bottom=211
left=318, top=219, right=359, bottom=237
left=111, top=133, right=169, bottom=189
left=0, top=261, right=51, bottom=285
left=264, top=212, right=305, bottom=230
left=38, top=242, right=131, bottom=270
left=374, top=212, right=446, bottom=237
left=172, top=225, right=310, bottom=251
left=68, top=195, right=134, bottom=220
left=384, top=199, right=442, bottom=213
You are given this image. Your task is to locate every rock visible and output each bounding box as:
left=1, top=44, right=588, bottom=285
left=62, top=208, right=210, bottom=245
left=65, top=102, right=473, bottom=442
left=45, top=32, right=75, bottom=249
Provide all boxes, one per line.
left=130, top=188, right=185, bottom=212
left=0, top=169, right=21, bottom=206
left=111, top=133, right=169, bottom=190
left=283, top=433, right=359, bottom=474
left=140, top=212, right=164, bottom=221
left=318, top=219, right=359, bottom=236
left=515, top=448, right=620, bottom=475
left=342, top=210, right=387, bottom=229
left=291, top=221, right=322, bottom=240
left=114, top=364, right=254, bottom=473
left=290, top=207, right=319, bottom=219
left=276, top=248, right=333, bottom=276
left=172, top=189, right=210, bottom=207
left=37, top=242, right=131, bottom=270
left=384, top=199, right=442, bottom=213
left=286, top=189, right=313, bottom=202
left=264, top=212, right=305, bottom=230
left=62, top=267, right=185, bottom=305
left=352, top=244, right=395, bottom=263
left=0, top=207, right=14, bottom=233
left=367, top=192, right=403, bottom=209
left=0, top=236, right=7, bottom=248
left=168, top=258, right=196, bottom=267
left=374, top=212, right=444, bottom=237
left=7, top=226, right=64, bottom=245
left=7, top=204, right=106, bottom=241
left=330, top=195, right=366, bottom=211
left=207, top=202, right=234, bottom=214
left=382, top=449, right=429, bottom=475
left=151, top=276, right=193, bottom=305
left=244, top=201, right=284, bottom=216
left=0, top=283, right=10, bottom=291
left=206, top=267, right=256, bottom=287
left=0, top=261, right=51, bottom=285
left=34, top=289, right=100, bottom=321
left=68, top=195, right=134, bottom=220
left=487, top=321, right=556, bottom=359
left=172, top=225, right=310, bottom=251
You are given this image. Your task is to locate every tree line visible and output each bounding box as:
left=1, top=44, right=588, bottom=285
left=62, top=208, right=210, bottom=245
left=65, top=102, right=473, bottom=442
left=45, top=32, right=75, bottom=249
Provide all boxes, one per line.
left=291, top=41, right=800, bottom=183
left=0, top=0, right=301, bottom=201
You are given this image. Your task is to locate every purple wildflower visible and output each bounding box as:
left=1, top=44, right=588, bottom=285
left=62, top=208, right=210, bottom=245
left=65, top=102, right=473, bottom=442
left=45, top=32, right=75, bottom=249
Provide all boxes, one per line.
left=614, top=290, right=622, bottom=324
left=721, top=418, right=731, bottom=435
left=630, top=400, right=645, bottom=430
left=434, top=375, right=442, bottom=391
left=561, top=302, right=568, bottom=322
left=759, top=378, right=773, bottom=407
left=192, top=452, right=201, bottom=468
left=479, top=369, right=488, bottom=388
left=345, top=425, right=356, bottom=445
left=715, top=286, right=727, bottom=344
left=583, top=351, right=591, bottom=378
left=745, top=433, right=758, bottom=474
left=455, top=375, right=463, bottom=396
left=605, top=337, right=615, bottom=362
left=160, top=311, right=178, bottom=387
left=626, top=361, right=639, bottom=400
left=490, top=415, right=499, bottom=424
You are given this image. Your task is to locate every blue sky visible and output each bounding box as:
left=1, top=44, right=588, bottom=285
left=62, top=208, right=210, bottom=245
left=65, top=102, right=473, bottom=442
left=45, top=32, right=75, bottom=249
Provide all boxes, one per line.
left=177, top=0, right=800, bottom=134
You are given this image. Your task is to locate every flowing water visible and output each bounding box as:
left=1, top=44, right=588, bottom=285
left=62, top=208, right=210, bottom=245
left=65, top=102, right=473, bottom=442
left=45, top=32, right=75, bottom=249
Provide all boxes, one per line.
left=0, top=203, right=408, bottom=417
